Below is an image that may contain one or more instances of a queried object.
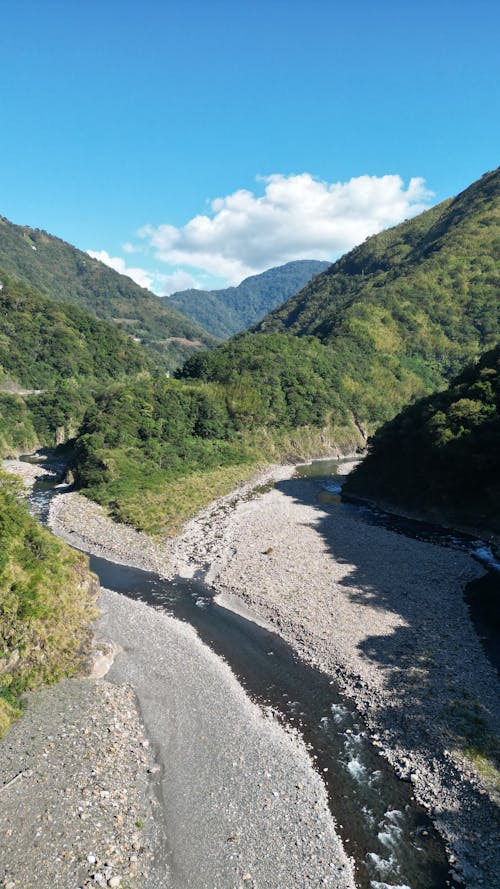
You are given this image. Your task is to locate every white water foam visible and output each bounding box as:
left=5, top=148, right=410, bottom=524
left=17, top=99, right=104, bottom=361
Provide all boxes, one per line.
left=195, top=597, right=210, bottom=609
left=331, top=703, right=348, bottom=723
left=377, top=822, right=403, bottom=850
left=367, top=851, right=399, bottom=876
left=347, top=755, right=367, bottom=781
left=362, top=805, right=376, bottom=828
left=384, top=809, right=403, bottom=823
left=370, top=882, right=411, bottom=889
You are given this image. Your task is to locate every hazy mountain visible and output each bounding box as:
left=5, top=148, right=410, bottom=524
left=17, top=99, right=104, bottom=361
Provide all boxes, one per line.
left=0, top=215, right=217, bottom=369
left=166, top=260, right=330, bottom=338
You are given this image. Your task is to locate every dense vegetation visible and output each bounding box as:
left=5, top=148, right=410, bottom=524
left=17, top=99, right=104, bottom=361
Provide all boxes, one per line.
left=0, top=470, right=97, bottom=735
left=0, top=274, right=157, bottom=455
left=0, top=215, right=217, bottom=369
left=345, top=347, right=500, bottom=534
left=0, top=274, right=153, bottom=388
left=167, top=260, right=330, bottom=338
left=73, top=334, right=363, bottom=533
left=255, top=168, right=500, bottom=427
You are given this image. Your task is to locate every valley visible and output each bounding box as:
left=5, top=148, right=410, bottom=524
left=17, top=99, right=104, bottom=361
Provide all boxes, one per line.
left=0, top=165, right=499, bottom=889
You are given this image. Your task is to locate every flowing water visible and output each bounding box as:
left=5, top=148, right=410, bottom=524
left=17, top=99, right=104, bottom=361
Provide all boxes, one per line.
left=23, top=453, right=500, bottom=889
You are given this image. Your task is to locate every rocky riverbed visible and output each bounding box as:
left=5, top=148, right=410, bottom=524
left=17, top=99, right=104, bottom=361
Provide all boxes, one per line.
left=2, top=459, right=357, bottom=888
left=0, top=679, right=159, bottom=889
left=41, top=459, right=500, bottom=888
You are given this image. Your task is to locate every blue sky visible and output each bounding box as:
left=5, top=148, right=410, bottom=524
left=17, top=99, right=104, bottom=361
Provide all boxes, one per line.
left=1, top=0, right=498, bottom=292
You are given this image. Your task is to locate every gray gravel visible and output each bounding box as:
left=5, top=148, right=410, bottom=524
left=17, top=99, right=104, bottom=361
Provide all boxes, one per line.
left=98, top=588, right=356, bottom=889
left=0, top=679, right=159, bottom=889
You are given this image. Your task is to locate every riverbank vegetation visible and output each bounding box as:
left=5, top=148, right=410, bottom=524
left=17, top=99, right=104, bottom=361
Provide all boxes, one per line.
left=0, top=470, right=97, bottom=736
left=72, top=335, right=363, bottom=533
left=345, top=346, right=500, bottom=535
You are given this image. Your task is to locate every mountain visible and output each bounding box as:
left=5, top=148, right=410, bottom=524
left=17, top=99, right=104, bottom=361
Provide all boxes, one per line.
left=166, top=260, right=330, bottom=338
left=0, top=215, right=217, bottom=369
left=344, top=346, right=500, bottom=535
left=68, top=167, right=500, bottom=535
left=0, top=274, right=154, bottom=389
left=254, top=168, right=500, bottom=427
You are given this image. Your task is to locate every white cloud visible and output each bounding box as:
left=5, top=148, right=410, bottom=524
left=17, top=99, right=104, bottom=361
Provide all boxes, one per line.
left=87, top=250, right=154, bottom=291
left=138, top=172, right=433, bottom=285
left=157, top=269, right=201, bottom=295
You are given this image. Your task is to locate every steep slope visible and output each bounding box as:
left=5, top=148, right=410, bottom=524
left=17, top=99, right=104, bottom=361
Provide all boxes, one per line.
left=344, top=346, right=500, bottom=535
left=0, top=215, right=217, bottom=369
left=68, top=168, right=500, bottom=534
left=254, top=168, right=500, bottom=425
left=166, top=260, right=330, bottom=338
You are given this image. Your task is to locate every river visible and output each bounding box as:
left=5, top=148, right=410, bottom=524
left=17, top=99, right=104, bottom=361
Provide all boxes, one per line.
left=24, top=454, right=500, bottom=889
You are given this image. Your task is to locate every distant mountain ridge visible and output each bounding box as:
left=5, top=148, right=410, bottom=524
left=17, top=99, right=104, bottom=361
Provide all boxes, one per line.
left=166, top=260, right=330, bottom=338
left=0, top=215, right=216, bottom=369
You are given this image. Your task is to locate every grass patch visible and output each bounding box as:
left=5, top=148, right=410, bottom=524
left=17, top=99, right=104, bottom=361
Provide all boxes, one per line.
left=88, top=461, right=263, bottom=536
left=0, top=470, right=98, bottom=737
left=443, top=695, right=500, bottom=795
left=78, top=419, right=364, bottom=537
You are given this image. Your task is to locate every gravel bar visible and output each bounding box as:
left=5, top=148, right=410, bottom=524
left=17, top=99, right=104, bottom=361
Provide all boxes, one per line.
left=0, top=679, right=159, bottom=889
left=99, top=588, right=355, bottom=889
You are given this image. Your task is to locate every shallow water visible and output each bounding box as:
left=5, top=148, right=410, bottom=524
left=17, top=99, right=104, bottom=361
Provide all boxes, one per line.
left=23, top=454, right=467, bottom=889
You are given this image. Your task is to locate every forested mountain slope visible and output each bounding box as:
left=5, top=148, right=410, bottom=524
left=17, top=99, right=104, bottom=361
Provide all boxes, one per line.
left=0, top=274, right=156, bottom=455
left=167, top=260, right=330, bottom=338
left=0, top=215, right=216, bottom=369
left=344, top=346, right=500, bottom=534
left=254, top=168, right=499, bottom=424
